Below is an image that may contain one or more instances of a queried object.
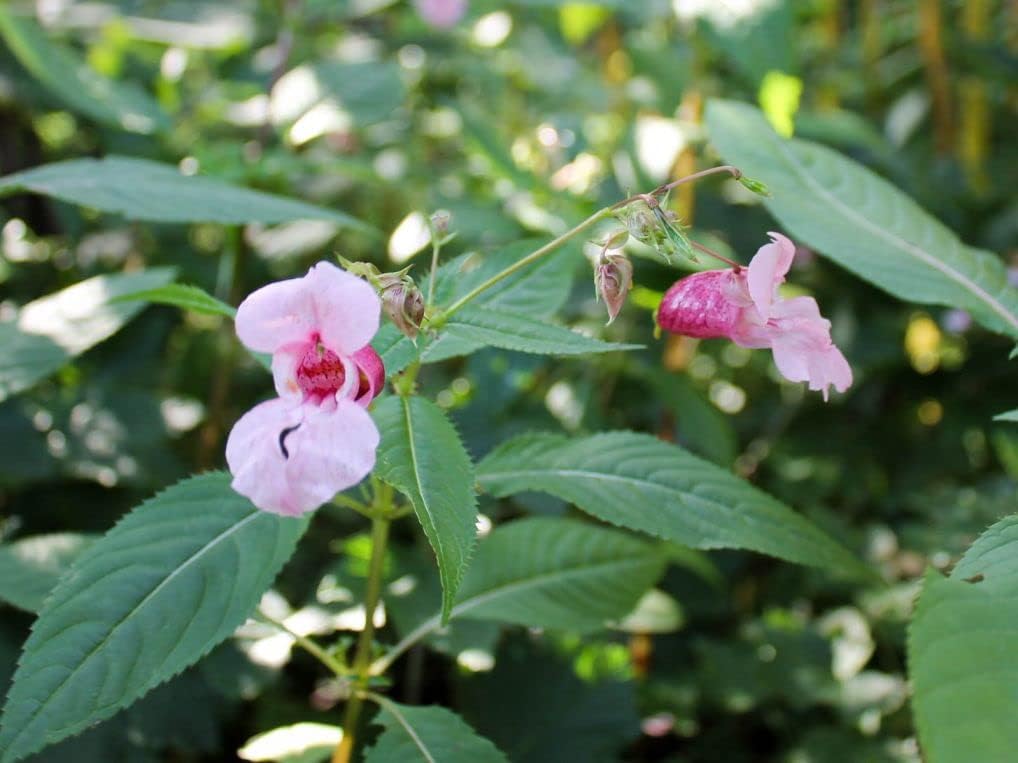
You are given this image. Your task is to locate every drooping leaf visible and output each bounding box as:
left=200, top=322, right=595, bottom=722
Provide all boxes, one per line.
left=0, top=473, right=308, bottom=763
left=364, top=698, right=508, bottom=763
left=395, top=518, right=667, bottom=642
left=0, top=157, right=370, bottom=229
left=477, top=432, right=869, bottom=577
left=705, top=99, right=1018, bottom=338
left=113, top=283, right=237, bottom=319
left=0, top=268, right=175, bottom=402
left=0, top=534, right=96, bottom=613
left=908, top=514, right=1018, bottom=763
left=0, top=8, right=169, bottom=134
left=372, top=396, right=477, bottom=622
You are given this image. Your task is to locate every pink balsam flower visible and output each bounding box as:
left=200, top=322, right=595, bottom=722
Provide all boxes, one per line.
left=657, top=232, right=852, bottom=400
left=415, top=0, right=467, bottom=29
left=226, top=262, right=385, bottom=516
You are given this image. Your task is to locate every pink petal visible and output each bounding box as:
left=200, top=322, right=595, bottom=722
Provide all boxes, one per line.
left=271, top=342, right=308, bottom=401
left=657, top=270, right=744, bottom=339
left=766, top=296, right=852, bottom=400
left=225, top=397, right=379, bottom=516
left=351, top=345, right=385, bottom=406
left=235, top=275, right=319, bottom=353
left=746, top=232, right=796, bottom=319
left=281, top=401, right=379, bottom=512
left=304, top=262, right=381, bottom=356
left=226, top=397, right=306, bottom=515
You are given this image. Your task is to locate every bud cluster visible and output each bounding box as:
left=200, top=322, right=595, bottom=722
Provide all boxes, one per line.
left=614, top=196, right=696, bottom=266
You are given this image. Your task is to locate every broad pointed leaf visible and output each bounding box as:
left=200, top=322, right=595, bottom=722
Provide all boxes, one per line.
left=372, top=397, right=477, bottom=622
left=365, top=699, right=507, bottom=763
left=436, top=308, right=640, bottom=358
left=908, top=514, right=1018, bottom=763
left=396, top=518, right=667, bottom=643
left=706, top=99, right=1018, bottom=338
left=114, top=283, right=237, bottom=318
left=0, top=473, right=307, bottom=763
left=477, top=432, right=868, bottom=577
left=0, top=157, right=370, bottom=229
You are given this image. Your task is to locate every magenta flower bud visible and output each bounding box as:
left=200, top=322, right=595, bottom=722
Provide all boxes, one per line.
left=595, top=252, right=633, bottom=325
left=657, top=232, right=852, bottom=401
left=379, top=274, right=426, bottom=339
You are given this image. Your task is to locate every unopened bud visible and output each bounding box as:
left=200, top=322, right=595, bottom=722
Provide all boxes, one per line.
left=337, top=256, right=381, bottom=281
left=738, top=174, right=771, bottom=197
left=430, top=209, right=452, bottom=237
left=595, top=252, right=633, bottom=325
left=380, top=275, right=425, bottom=339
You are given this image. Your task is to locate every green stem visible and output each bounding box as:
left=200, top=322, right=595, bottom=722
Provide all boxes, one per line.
left=426, top=236, right=441, bottom=309
left=369, top=614, right=439, bottom=677
left=439, top=165, right=743, bottom=320
left=333, top=514, right=391, bottom=763
left=255, top=609, right=347, bottom=678
left=442, top=208, right=612, bottom=319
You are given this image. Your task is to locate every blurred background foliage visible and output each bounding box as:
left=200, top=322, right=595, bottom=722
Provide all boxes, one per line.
left=0, top=0, right=1015, bottom=760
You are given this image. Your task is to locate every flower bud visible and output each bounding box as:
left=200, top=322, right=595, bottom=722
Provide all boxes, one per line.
left=595, top=252, right=633, bottom=325
left=738, top=174, right=771, bottom=197
left=380, top=274, right=425, bottom=339
left=430, top=209, right=452, bottom=237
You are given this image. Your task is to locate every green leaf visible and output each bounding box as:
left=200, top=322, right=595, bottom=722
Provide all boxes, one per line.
left=376, top=241, right=577, bottom=373
left=641, top=368, right=737, bottom=467
left=436, top=308, right=640, bottom=358
left=705, top=99, right=1018, bottom=338
left=444, top=241, right=575, bottom=317
left=0, top=325, right=67, bottom=404
left=477, top=432, right=868, bottom=577
left=399, top=518, right=666, bottom=640
left=0, top=534, right=96, bottom=613
left=271, top=61, right=405, bottom=129
left=908, top=514, right=1018, bottom=763
left=455, top=518, right=665, bottom=631
left=0, top=157, right=370, bottom=230
left=0, top=268, right=175, bottom=402
left=0, top=473, right=308, bottom=762
left=113, top=283, right=237, bottom=318
left=365, top=698, right=507, bottom=763
left=0, top=9, right=168, bottom=134
left=372, top=397, right=477, bottom=622
left=993, top=409, right=1018, bottom=423
left=371, top=323, right=420, bottom=378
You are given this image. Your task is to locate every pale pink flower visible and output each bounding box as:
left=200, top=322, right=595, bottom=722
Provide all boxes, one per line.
left=226, top=262, right=384, bottom=516
left=415, top=0, right=467, bottom=29
left=657, top=232, right=852, bottom=400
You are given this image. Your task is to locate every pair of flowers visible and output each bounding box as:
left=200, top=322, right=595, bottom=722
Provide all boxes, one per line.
left=227, top=233, right=850, bottom=516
